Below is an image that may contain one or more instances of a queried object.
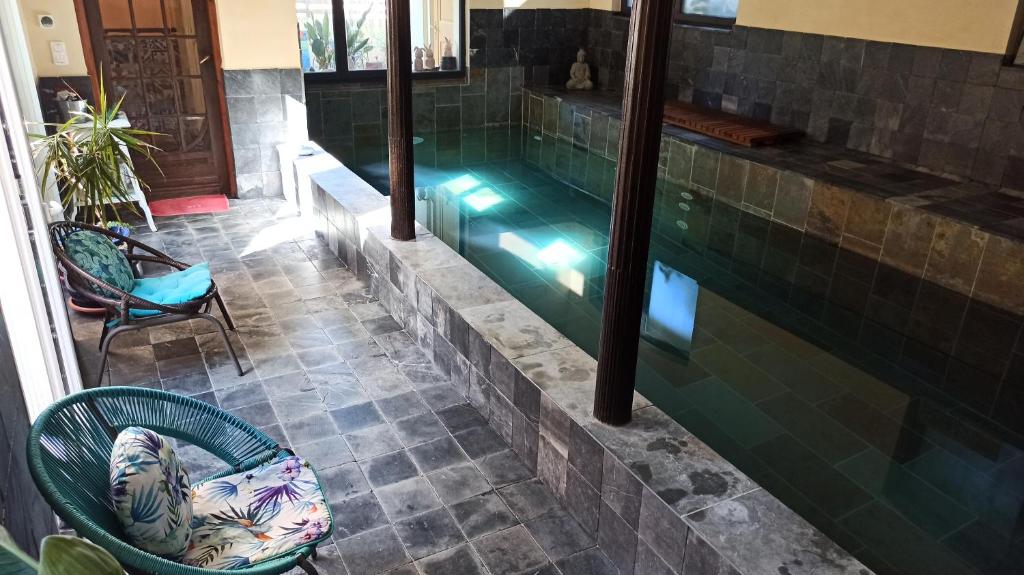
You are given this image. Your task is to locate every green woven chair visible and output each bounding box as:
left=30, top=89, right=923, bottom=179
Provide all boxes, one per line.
left=27, top=387, right=332, bottom=575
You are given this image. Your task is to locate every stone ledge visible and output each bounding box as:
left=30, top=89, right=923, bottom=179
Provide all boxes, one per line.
left=293, top=143, right=872, bottom=575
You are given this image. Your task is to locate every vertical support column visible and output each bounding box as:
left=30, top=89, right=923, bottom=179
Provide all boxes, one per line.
left=593, top=0, right=676, bottom=425
left=386, top=0, right=415, bottom=241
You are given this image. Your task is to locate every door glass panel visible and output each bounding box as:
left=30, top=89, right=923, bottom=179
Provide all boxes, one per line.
left=182, top=117, right=210, bottom=152
left=173, top=39, right=201, bottom=76
left=112, top=81, right=147, bottom=117
left=164, top=0, right=196, bottom=35
left=296, top=0, right=337, bottom=73
left=138, top=37, right=172, bottom=76
left=144, top=79, right=177, bottom=115
left=177, top=79, right=206, bottom=114
left=151, top=117, right=181, bottom=152
left=131, top=0, right=166, bottom=33
left=99, top=0, right=132, bottom=31
left=106, top=38, right=139, bottom=78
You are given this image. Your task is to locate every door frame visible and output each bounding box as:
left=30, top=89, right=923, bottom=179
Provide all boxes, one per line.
left=72, top=0, right=237, bottom=197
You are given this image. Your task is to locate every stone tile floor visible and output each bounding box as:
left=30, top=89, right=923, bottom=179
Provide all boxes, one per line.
left=69, top=199, right=617, bottom=575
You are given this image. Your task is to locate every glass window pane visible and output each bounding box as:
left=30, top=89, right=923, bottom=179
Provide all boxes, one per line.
left=416, top=0, right=462, bottom=73
left=131, top=0, right=166, bottom=34
left=343, top=0, right=387, bottom=71
left=164, top=0, right=196, bottom=36
left=99, top=0, right=132, bottom=31
left=297, top=0, right=338, bottom=72
left=682, top=0, right=738, bottom=19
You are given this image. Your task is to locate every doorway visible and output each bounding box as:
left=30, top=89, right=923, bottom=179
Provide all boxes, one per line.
left=79, top=0, right=232, bottom=199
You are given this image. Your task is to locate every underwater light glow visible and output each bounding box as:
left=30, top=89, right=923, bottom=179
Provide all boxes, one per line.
left=443, top=174, right=481, bottom=195
left=464, top=188, right=504, bottom=212
left=537, top=240, right=584, bottom=268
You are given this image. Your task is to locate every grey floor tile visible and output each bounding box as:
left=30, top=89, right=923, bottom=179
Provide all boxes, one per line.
left=302, top=543, right=349, bottom=575
left=376, top=477, right=444, bottom=521
left=416, top=544, right=487, bottom=575
left=419, top=384, right=466, bottom=411
left=335, top=525, right=411, bottom=575
left=282, top=412, right=338, bottom=447
left=476, top=450, right=534, bottom=488
left=375, top=390, right=432, bottom=422
left=472, top=525, right=551, bottom=575
left=393, top=412, right=449, bottom=447
left=525, top=511, right=596, bottom=560
left=319, top=462, right=371, bottom=501
left=161, top=372, right=213, bottom=396
left=454, top=426, right=508, bottom=460
left=331, top=401, right=386, bottom=434
left=436, top=404, right=488, bottom=434
left=330, top=491, right=389, bottom=539
left=409, top=436, right=470, bottom=474
left=394, top=507, right=467, bottom=560
left=228, top=401, right=278, bottom=428
left=295, top=436, right=354, bottom=469
left=426, top=463, right=492, bottom=505
left=499, top=479, right=561, bottom=522
left=272, top=390, right=327, bottom=421
left=261, top=370, right=316, bottom=398
left=345, top=424, right=405, bottom=461
left=362, top=450, right=421, bottom=488
left=556, top=547, right=617, bottom=575
left=449, top=491, right=521, bottom=540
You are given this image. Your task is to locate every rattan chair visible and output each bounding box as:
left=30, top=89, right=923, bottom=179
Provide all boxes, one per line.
left=27, top=387, right=329, bottom=575
left=49, top=221, right=243, bottom=387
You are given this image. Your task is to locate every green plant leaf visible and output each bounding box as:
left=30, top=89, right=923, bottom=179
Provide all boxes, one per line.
left=37, top=536, right=121, bottom=575
left=0, top=527, right=39, bottom=575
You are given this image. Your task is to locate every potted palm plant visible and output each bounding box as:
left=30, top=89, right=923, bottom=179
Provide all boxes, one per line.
left=34, top=77, right=159, bottom=228
left=33, top=77, right=160, bottom=313
left=0, top=526, right=122, bottom=575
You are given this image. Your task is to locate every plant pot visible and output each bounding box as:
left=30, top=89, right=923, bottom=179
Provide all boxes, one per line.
left=67, top=294, right=106, bottom=316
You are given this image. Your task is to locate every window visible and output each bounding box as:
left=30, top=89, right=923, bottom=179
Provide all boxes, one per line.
left=296, top=0, right=465, bottom=81
left=621, top=0, right=738, bottom=27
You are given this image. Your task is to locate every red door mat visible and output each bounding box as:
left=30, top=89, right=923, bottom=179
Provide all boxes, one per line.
left=149, top=194, right=230, bottom=217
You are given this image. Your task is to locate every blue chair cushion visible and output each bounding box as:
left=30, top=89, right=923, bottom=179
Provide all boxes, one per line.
left=129, top=263, right=213, bottom=318
left=63, top=230, right=135, bottom=298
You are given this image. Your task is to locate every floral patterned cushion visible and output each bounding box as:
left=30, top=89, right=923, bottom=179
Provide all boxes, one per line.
left=64, top=230, right=135, bottom=298
left=184, top=455, right=332, bottom=570
left=109, top=427, right=193, bottom=561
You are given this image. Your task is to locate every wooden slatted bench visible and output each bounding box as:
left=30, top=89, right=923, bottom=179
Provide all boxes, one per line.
left=663, top=101, right=803, bottom=147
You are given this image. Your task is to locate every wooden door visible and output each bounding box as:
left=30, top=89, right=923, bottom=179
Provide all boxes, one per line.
left=82, top=0, right=230, bottom=199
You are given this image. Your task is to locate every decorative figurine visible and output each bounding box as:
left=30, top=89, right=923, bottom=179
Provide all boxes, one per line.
left=414, top=46, right=425, bottom=71
left=424, top=46, right=436, bottom=70
left=440, top=37, right=458, bottom=71
left=566, top=48, right=593, bottom=91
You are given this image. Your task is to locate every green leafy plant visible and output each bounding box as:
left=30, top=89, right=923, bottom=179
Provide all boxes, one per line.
left=0, top=526, right=122, bottom=575
left=345, top=4, right=374, bottom=68
left=304, top=13, right=336, bottom=71
left=33, top=76, right=160, bottom=227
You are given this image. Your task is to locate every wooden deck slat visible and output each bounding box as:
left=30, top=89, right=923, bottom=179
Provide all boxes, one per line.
left=663, top=101, right=803, bottom=147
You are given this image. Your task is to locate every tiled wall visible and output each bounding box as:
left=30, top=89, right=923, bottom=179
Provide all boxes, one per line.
left=469, top=9, right=589, bottom=87
left=523, top=88, right=1024, bottom=434
left=224, top=68, right=307, bottom=198
left=585, top=12, right=1024, bottom=189
left=0, top=316, right=57, bottom=557
left=305, top=66, right=525, bottom=164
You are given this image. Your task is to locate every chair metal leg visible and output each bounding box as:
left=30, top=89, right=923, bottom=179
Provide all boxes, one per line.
left=197, top=313, right=244, bottom=376
left=214, top=292, right=236, bottom=331
left=96, top=325, right=133, bottom=388
left=297, top=556, right=320, bottom=575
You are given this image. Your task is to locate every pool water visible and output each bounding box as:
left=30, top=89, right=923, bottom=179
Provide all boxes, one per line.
left=334, top=129, right=1024, bottom=575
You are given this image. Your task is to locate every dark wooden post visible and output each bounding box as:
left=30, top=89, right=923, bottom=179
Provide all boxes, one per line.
left=593, top=0, right=676, bottom=425
left=386, top=0, right=415, bottom=241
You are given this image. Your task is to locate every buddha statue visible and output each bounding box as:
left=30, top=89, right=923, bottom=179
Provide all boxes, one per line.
left=566, top=48, right=593, bottom=91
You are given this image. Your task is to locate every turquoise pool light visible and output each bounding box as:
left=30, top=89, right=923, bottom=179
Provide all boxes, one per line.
left=464, top=188, right=505, bottom=212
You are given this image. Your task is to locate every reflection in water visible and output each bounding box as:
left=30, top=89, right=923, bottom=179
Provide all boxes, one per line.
left=644, top=261, right=698, bottom=356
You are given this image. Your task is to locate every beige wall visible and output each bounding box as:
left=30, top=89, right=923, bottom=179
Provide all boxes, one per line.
left=215, top=0, right=300, bottom=70
left=737, top=0, right=1017, bottom=54
left=17, top=0, right=88, bottom=77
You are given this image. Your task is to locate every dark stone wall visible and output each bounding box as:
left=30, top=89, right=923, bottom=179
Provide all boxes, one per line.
left=469, top=9, right=589, bottom=88
left=0, top=315, right=57, bottom=557
left=587, top=11, right=1024, bottom=189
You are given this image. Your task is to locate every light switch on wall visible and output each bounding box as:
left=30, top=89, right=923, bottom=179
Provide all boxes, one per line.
left=49, top=41, right=69, bottom=66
